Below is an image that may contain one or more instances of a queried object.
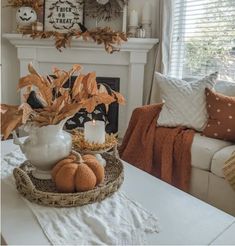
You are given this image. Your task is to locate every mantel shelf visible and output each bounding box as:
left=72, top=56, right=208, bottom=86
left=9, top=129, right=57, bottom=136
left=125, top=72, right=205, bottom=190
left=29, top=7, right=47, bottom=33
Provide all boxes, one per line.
left=3, top=33, right=159, bottom=52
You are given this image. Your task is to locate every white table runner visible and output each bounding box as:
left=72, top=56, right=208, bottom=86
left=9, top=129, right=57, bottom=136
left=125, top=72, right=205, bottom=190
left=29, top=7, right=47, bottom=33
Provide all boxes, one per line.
left=1, top=150, right=159, bottom=245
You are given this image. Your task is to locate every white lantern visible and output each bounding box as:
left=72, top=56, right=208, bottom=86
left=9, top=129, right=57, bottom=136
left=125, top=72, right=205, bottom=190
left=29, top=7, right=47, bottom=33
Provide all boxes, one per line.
left=16, top=7, right=37, bottom=27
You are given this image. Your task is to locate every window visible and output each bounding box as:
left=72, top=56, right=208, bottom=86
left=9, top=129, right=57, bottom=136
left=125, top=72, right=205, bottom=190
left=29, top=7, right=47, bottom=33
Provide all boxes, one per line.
left=169, top=0, right=235, bottom=82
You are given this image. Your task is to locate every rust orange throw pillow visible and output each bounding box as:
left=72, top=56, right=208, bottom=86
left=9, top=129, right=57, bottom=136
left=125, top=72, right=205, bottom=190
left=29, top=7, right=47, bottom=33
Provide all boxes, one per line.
left=203, top=88, right=235, bottom=142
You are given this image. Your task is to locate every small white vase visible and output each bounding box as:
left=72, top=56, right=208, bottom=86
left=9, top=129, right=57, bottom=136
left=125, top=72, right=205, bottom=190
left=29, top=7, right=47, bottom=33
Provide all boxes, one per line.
left=13, top=119, right=72, bottom=180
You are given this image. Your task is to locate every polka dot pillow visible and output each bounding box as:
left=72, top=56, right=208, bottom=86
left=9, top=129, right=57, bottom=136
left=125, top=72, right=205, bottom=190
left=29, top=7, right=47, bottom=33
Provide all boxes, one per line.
left=203, top=88, right=235, bottom=142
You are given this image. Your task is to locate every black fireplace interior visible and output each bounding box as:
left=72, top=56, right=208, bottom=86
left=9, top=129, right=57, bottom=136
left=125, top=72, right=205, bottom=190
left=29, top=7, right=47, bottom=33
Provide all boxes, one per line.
left=64, top=77, right=120, bottom=134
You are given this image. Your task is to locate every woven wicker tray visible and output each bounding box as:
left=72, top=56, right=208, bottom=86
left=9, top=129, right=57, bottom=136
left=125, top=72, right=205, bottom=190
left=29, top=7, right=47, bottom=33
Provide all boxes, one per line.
left=13, top=153, right=124, bottom=207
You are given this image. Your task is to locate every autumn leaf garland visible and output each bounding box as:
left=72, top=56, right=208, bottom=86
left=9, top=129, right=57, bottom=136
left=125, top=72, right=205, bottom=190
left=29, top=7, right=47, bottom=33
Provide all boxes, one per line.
left=23, top=27, right=128, bottom=53
left=1, top=63, right=125, bottom=139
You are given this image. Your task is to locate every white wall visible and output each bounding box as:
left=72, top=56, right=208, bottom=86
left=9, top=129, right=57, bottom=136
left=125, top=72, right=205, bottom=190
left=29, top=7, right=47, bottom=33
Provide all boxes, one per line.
left=1, top=0, right=158, bottom=105
left=128, top=0, right=159, bottom=103
left=1, top=0, right=20, bottom=105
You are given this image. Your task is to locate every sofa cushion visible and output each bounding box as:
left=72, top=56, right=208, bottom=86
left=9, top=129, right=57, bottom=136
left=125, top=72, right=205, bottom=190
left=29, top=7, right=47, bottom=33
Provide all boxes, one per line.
left=191, top=133, right=232, bottom=171
left=203, top=88, right=235, bottom=142
left=211, top=145, right=235, bottom=178
left=155, top=72, right=218, bottom=131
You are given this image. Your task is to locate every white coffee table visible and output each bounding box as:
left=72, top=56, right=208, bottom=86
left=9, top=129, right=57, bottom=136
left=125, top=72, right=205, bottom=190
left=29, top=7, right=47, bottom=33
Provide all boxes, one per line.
left=1, top=139, right=235, bottom=245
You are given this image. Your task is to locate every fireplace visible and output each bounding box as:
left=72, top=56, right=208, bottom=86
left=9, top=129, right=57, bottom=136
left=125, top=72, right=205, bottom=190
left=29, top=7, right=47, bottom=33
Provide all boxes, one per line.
left=64, top=77, right=120, bottom=134
left=4, top=33, right=159, bottom=136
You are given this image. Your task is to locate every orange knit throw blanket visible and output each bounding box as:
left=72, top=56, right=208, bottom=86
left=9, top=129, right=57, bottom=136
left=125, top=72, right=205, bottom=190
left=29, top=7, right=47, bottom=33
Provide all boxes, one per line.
left=119, top=104, right=195, bottom=192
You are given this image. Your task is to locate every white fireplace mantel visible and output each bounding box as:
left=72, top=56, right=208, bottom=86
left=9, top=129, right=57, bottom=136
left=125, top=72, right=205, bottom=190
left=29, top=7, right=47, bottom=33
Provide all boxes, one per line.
left=3, top=33, right=158, bottom=52
left=3, top=33, right=159, bottom=136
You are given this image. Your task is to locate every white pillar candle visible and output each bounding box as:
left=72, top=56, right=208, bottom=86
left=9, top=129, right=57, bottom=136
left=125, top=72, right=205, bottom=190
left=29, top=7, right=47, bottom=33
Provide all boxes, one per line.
left=84, top=120, right=106, bottom=144
left=142, top=2, right=151, bottom=23
left=129, top=10, right=138, bottom=26
left=122, top=5, right=127, bottom=32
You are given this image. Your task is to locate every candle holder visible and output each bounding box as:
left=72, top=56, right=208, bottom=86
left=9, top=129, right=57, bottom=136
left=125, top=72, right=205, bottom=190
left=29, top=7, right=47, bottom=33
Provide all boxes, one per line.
left=128, top=25, right=138, bottom=37
left=141, top=21, right=152, bottom=38
left=136, top=26, right=146, bottom=38
left=72, top=130, right=119, bottom=167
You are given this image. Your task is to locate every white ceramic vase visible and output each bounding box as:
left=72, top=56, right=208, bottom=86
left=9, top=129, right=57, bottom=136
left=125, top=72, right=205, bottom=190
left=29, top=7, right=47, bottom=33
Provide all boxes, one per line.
left=13, top=119, right=72, bottom=180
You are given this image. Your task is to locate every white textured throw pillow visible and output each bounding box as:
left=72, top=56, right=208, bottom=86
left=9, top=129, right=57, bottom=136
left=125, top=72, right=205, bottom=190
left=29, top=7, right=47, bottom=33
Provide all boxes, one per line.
left=156, top=72, right=218, bottom=131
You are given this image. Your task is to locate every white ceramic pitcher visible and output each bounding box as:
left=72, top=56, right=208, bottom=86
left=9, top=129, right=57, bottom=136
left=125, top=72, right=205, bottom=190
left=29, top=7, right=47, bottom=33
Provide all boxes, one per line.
left=13, top=119, right=72, bottom=180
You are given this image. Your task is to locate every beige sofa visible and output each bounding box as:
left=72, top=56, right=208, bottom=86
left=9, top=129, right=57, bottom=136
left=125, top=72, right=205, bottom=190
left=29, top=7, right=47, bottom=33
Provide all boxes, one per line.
left=189, top=80, right=235, bottom=216
left=190, top=133, right=235, bottom=216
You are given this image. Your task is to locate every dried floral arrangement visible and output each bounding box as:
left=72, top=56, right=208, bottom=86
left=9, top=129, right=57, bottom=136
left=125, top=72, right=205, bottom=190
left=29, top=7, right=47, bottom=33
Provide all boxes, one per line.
left=85, top=0, right=128, bottom=22
left=0, top=64, right=125, bottom=140
left=72, top=130, right=117, bottom=152
left=7, top=0, right=43, bottom=12
left=23, top=27, right=127, bottom=53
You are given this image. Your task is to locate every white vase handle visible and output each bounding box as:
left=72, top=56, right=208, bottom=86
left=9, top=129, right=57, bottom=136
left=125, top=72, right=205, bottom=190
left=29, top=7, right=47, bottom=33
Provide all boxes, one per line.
left=12, top=131, right=25, bottom=153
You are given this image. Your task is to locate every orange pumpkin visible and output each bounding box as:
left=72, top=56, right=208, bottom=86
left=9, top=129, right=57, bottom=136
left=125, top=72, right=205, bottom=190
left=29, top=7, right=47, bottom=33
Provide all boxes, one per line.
left=52, top=153, right=105, bottom=193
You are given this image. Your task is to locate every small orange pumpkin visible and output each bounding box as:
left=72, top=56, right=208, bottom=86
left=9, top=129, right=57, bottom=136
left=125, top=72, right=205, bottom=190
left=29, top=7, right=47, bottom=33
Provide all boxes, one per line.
left=52, top=153, right=105, bottom=193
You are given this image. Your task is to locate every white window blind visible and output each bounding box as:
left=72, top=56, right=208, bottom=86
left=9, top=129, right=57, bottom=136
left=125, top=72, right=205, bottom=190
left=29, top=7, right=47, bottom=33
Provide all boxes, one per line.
left=169, top=0, right=235, bottom=82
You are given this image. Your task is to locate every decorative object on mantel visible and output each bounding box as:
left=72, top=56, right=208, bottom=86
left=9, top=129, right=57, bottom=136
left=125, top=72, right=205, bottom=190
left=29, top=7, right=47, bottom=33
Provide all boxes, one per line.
left=52, top=151, right=105, bottom=192
left=85, top=0, right=128, bottom=32
left=128, top=25, right=137, bottom=38
left=22, top=27, right=128, bottom=53
left=128, top=9, right=138, bottom=37
left=7, top=0, right=43, bottom=32
left=136, top=26, right=146, bottom=38
left=44, top=0, right=84, bottom=32
left=85, top=0, right=128, bottom=21
left=1, top=63, right=125, bottom=179
left=6, top=0, right=129, bottom=52
left=32, top=21, right=43, bottom=32
left=142, top=21, right=152, bottom=38
left=16, top=6, right=37, bottom=32
left=142, top=2, right=151, bottom=23
left=141, top=2, right=152, bottom=38
left=127, top=2, right=152, bottom=38
left=13, top=152, right=124, bottom=207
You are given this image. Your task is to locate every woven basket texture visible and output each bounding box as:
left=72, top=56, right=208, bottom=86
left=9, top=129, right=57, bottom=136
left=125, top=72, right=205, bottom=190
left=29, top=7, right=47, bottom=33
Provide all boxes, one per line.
left=13, top=153, right=124, bottom=207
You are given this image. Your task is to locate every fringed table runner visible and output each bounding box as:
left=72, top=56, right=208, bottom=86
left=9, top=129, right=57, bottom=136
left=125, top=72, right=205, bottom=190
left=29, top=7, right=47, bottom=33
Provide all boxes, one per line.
left=1, top=149, right=159, bottom=245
